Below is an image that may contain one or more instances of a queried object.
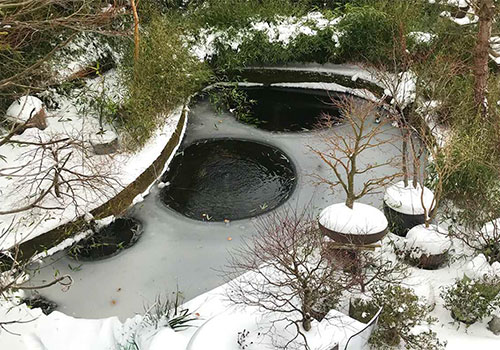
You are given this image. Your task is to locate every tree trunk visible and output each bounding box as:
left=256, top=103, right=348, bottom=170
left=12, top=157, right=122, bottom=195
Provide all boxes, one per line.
left=346, top=157, right=356, bottom=209
left=302, top=315, right=312, bottom=331
left=302, top=288, right=312, bottom=331
left=402, top=130, right=409, bottom=187
left=130, top=0, right=140, bottom=64
left=474, top=0, right=495, bottom=117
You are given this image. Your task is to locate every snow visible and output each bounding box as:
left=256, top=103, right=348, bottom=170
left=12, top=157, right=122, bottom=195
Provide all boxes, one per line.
left=489, top=37, right=500, bottom=65
left=417, top=100, right=451, bottom=147
left=31, top=215, right=114, bottom=261
left=440, top=11, right=478, bottom=25
left=384, top=181, right=435, bottom=216
left=0, top=298, right=45, bottom=350
left=447, top=0, right=469, bottom=7
left=464, top=254, right=500, bottom=280
left=88, top=129, right=118, bottom=144
left=251, top=64, right=417, bottom=109
left=26, top=311, right=123, bottom=350
left=319, top=202, right=388, bottom=235
left=409, top=31, right=435, bottom=44
left=0, top=99, right=185, bottom=250
left=5, top=96, right=44, bottom=123
left=479, top=218, right=500, bottom=241
left=386, top=71, right=417, bottom=109
left=406, top=224, right=452, bottom=256
left=189, top=12, right=341, bottom=61
left=48, top=32, right=123, bottom=81
left=157, top=181, right=169, bottom=189
left=149, top=328, right=188, bottom=350
left=9, top=266, right=370, bottom=350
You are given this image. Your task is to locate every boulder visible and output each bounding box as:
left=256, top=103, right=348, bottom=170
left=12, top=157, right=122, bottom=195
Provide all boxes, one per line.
left=5, top=96, right=47, bottom=131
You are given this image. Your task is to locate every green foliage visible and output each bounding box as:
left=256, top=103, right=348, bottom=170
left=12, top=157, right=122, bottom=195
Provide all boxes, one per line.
left=336, top=0, right=445, bottom=67
left=441, top=276, right=500, bottom=325
left=209, top=26, right=339, bottom=74
left=336, top=5, right=398, bottom=64
left=143, top=291, right=197, bottom=330
left=208, top=85, right=261, bottom=125
left=185, top=0, right=310, bottom=29
left=354, top=284, right=445, bottom=350
left=121, top=15, right=212, bottom=149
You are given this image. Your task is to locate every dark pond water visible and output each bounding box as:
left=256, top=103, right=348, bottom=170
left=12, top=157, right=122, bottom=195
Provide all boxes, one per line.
left=160, top=139, right=296, bottom=221
left=226, top=86, right=348, bottom=132
left=68, top=217, right=143, bottom=261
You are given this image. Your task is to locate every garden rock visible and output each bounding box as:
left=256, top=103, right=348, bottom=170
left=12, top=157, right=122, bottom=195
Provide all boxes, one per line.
left=5, top=96, right=48, bottom=131
left=488, top=315, right=500, bottom=335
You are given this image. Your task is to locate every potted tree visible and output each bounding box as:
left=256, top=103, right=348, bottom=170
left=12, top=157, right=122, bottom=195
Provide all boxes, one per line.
left=401, top=130, right=458, bottom=270
left=310, top=96, right=399, bottom=245
left=375, top=65, right=436, bottom=237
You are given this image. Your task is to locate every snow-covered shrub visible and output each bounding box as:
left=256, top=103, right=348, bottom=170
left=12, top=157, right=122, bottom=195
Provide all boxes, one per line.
left=441, top=276, right=500, bottom=325
left=357, top=284, right=445, bottom=350
left=206, top=15, right=340, bottom=71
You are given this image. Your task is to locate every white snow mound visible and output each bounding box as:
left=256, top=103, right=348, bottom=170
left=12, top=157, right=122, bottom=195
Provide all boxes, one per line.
left=464, top=253, right=500, bottom=279
left=406, top=224, right=451, bottom=255
left=5, top=96, right=44, bottom=123
left=479, top=218, right=500, bottom=241
left=319, top=202, right=387, bottom=235
left=26, top=311, right=123, bottom=350
left=149, top=328, right=188, bottom=350
left=384, top=181, right=434, bottom=216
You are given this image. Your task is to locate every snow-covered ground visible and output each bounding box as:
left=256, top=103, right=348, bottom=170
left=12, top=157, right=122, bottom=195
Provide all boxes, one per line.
left=3, top=3, right=500, bottom=346
left=5, top=81, right=496, bottom=349
left=0, top=69, right=185, bottom=250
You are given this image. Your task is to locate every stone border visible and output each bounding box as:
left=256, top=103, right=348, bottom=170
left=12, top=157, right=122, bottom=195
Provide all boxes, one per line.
left=18, top=110, right=187, bottom=259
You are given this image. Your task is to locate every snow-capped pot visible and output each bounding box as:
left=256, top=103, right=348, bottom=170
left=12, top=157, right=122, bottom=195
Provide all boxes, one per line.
left=404, top=224, right=451, bottom=269
left=319, top=202, right=388, bottom=245
left=5, top=96, right=47, bottom=131
left=383, top=181, right=434, bottom=237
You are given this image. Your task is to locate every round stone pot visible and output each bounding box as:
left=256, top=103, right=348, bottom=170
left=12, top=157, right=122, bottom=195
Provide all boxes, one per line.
left=383, top=203, right=427, bottom=238
left=383, top=181, right=435, bottom=237
left=318, top=202, right=388, bottom=245
left=319, top=223, right=387, bottom=245
left=68, top=217, right=143, bottom=261
left=404, top=224, right=451, bottom=270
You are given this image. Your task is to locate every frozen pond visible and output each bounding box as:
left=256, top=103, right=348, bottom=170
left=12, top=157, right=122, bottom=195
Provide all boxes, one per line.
left=160, top=138, right=296, bottom=221
left=27, top=90, right=401, bottom=320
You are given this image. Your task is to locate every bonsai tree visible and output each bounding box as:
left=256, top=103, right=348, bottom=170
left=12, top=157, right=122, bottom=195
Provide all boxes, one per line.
left=310, top=96, right=399, bottom=210
left=225, top=207, right=350, bottom=349
left=309, top=96, right=399, bottom=246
